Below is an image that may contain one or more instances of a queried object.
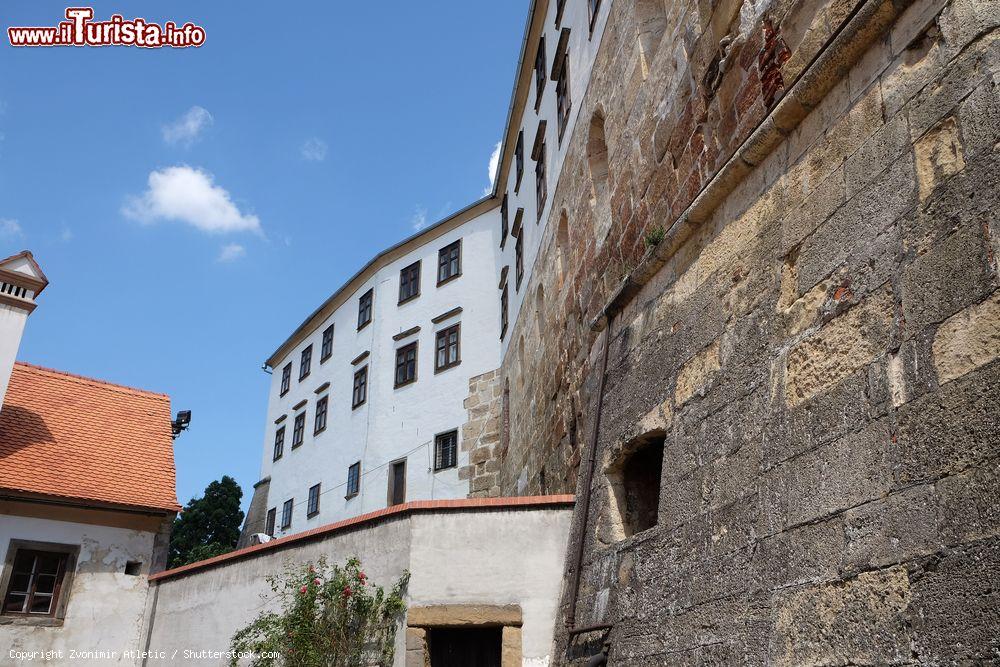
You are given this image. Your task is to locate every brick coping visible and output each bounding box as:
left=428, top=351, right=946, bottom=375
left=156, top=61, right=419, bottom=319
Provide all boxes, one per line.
left=150, top=495, right=575, bottom=582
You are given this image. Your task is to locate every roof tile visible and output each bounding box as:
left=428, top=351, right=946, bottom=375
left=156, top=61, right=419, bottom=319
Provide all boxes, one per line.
left=0, top=362, right=179, bottom=512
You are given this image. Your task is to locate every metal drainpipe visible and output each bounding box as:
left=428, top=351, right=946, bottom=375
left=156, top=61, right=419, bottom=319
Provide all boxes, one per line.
left=566, top=309, right=613, bottom=632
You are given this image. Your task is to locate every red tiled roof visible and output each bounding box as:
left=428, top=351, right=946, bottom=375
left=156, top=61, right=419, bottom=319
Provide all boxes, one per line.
left=0, top=362, right=180, bottom=513
left=151, top=495, right=576, bottom=582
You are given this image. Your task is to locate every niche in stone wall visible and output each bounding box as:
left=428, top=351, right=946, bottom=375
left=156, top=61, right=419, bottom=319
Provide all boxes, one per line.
left=556, top=211, right=570, bottom=288
left=636, top=0, right=668, bottom=78
left=587, top=112, right=612, bottom=243
left=605, top=431, right=665, bottom=539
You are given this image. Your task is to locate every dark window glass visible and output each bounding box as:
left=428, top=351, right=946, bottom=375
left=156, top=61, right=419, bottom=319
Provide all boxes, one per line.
left=556, top=0, right=568, bottom=26
left=389, top=460, right=406, bottom=506
left=435, top=324, right=461, bottom=372
left=273, top=426, right=285, bottom=461
left=299, top=345, right=312, bottom=381
left=399, top=261, right=421, bottom=303
left=314, top=396, right=328, bottom=434
left=395, top=342, right=418, bottom=388
left=292, top=413, right=305, bottom=448
left=321, top=325, right=335, bottom=362
left=534, top=35, right=547, bottom=107
left=2, top=550, right=69, bottom=617
left=265, top=508, right=276, bottom=537
left=500, top=284, right=509, bottom=340
left=500, top=194, right=509, bottom=247
left=557, top=58, right=572, bottom=141
left=358, top=288, right=373, bottom=329
left=307, top=484, right=321, bottom=516
left=352, top=366, right=368, bottom=408
left=434, top=430, right=458, bottom=471
left=515, top=233, right=524, bottom=290
left=515, top=131, right=524, bottom=191
left=281, top=499, right=293, bottom=529
left=437, top=240, right=462, bottom=284
left=536, top=142, right=547, bottom=219
left=280, top=363, right=291, bottom=396
left=347, top=462, right=361, bottom=497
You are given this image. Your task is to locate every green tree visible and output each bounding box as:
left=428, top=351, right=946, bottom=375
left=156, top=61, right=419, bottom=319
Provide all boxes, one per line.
left=168, top=475, right=244, bottom=568
left=230, top=557, right=409, bottom=667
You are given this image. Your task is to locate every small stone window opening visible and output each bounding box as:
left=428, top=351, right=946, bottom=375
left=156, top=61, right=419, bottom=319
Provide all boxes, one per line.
left=607, top=431, right=664, bottom=538
left=636, top=0, right=667, bottom=78
left=124, top=561, right=142, bottom=576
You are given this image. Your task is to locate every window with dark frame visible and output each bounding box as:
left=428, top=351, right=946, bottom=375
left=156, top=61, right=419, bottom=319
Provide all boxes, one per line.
left=437, top=240, right=462, bottom=284
left=265, top=508, right=276, bottom=537
left=394, top=342, right=418, bottom=388
left=515, top=233, right=524, bottom=290
left=281, top=499, right=293, bottom=529
left=556, top=57, right=572, bottom=141
left=352, top=366, right=368, bottom=408
left=500, top=194, right=509, bottom=248
left=299, top=345, right=312, bottom=381
left=398, top=261, right=421, bottom=304
left=292, top=412, right=305, bottom=448
left=434, top=430, right=458, bottom=471
left=307, top=483, right=321, bottom=517
left=273, top=426, right=285, bottom=461
left=514, top=131, right=524, bottom=192
left=388, top=460, right=406, bottom=506
left=314, top=396, right=328, bottom=434
left=321, top=325, right=335, bottom=362
left=534, top=35, right=547, bottom=109
left=589, top=0, right=602, bottom=32
left=535, top=141, right=548, bottom=219
left=346, top=462, right=361, bottom=498
left=555, top=0, right=568, bottom=27
left=280, top=363, right=291, bottom=396
left=435, top=324, right=461, bottom=372
left=500, top=284, right=509, bottom=340
left=358, top=288, right=373, bottom=329
left=2, top=549, right=70, bottom=617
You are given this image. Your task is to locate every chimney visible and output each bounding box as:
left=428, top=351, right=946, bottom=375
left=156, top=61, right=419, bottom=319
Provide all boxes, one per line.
left=0, top=251, right=48, bottom=408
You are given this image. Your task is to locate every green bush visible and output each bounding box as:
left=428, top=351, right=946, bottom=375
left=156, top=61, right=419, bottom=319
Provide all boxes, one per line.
left=230, top=557, right=409, bottom=666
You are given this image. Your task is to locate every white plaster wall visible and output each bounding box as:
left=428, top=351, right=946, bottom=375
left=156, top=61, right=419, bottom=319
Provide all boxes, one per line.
left=408, top=508, right=573, bottom=664
left=497, top=0, right=612, bottom=360
left=0, top=515, right=158, bottom=664
left=258, top=208, right=502, bottom=538
left=146, top=517, right=412, bottom=665
left=144, top=506, right=572, bottom=666
left=0, top=303, right=29, bottom=407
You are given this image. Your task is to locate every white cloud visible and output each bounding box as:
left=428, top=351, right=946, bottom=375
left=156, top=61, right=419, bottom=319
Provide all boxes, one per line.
left=217, top=243, right=246, bottom=263
left=0, top=218, right=23, bottom=239
left=411, top=205, right=428, bottom=232
left=122, top=165, right=261, bottom=235
left=300, top=137, right=328, bottom=162
left=59, top=227, right=73, bottom=243
left=484, top=141, right=501, bottom=195
left=162, top=106, right=213, bottom=146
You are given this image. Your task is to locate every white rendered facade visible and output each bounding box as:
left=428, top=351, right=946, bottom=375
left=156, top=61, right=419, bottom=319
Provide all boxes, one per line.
left=252, top=0, right=612, bottom=539
left=257, top=206, right=503, bottom=537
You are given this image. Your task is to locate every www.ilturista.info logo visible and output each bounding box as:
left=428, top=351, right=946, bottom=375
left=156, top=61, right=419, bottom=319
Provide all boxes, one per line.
left=8, top=8, right=205, bottom=48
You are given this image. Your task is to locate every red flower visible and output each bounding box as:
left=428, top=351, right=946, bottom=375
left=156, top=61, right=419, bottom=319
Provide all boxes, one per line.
left=313, top=577, right=321, bottom=585
left=342, top=586, right=352, bottom=598
left=299, top=585, right=307, bottom=594
left=358, top=571, right=367, bottom=583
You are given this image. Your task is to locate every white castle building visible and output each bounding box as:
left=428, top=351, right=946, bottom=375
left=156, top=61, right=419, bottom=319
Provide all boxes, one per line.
left=242, top=0, right=610, bottom=541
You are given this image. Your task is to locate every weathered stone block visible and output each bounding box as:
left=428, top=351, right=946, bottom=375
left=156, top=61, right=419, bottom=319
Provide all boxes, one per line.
left=931, top=290, right=1000, bottom=384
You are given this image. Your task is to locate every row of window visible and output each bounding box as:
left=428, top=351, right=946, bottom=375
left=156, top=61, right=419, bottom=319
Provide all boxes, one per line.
left=497, top=10, right=586, bottom=340
left=265, top=431, right=459, bottom=535
left=273, top=325, right=461, bottom=462
left=279, top=240, right=463, bottom=397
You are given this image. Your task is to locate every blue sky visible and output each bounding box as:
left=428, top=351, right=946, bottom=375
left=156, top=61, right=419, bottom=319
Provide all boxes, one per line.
left=0, top=2, right=524, bottom=511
